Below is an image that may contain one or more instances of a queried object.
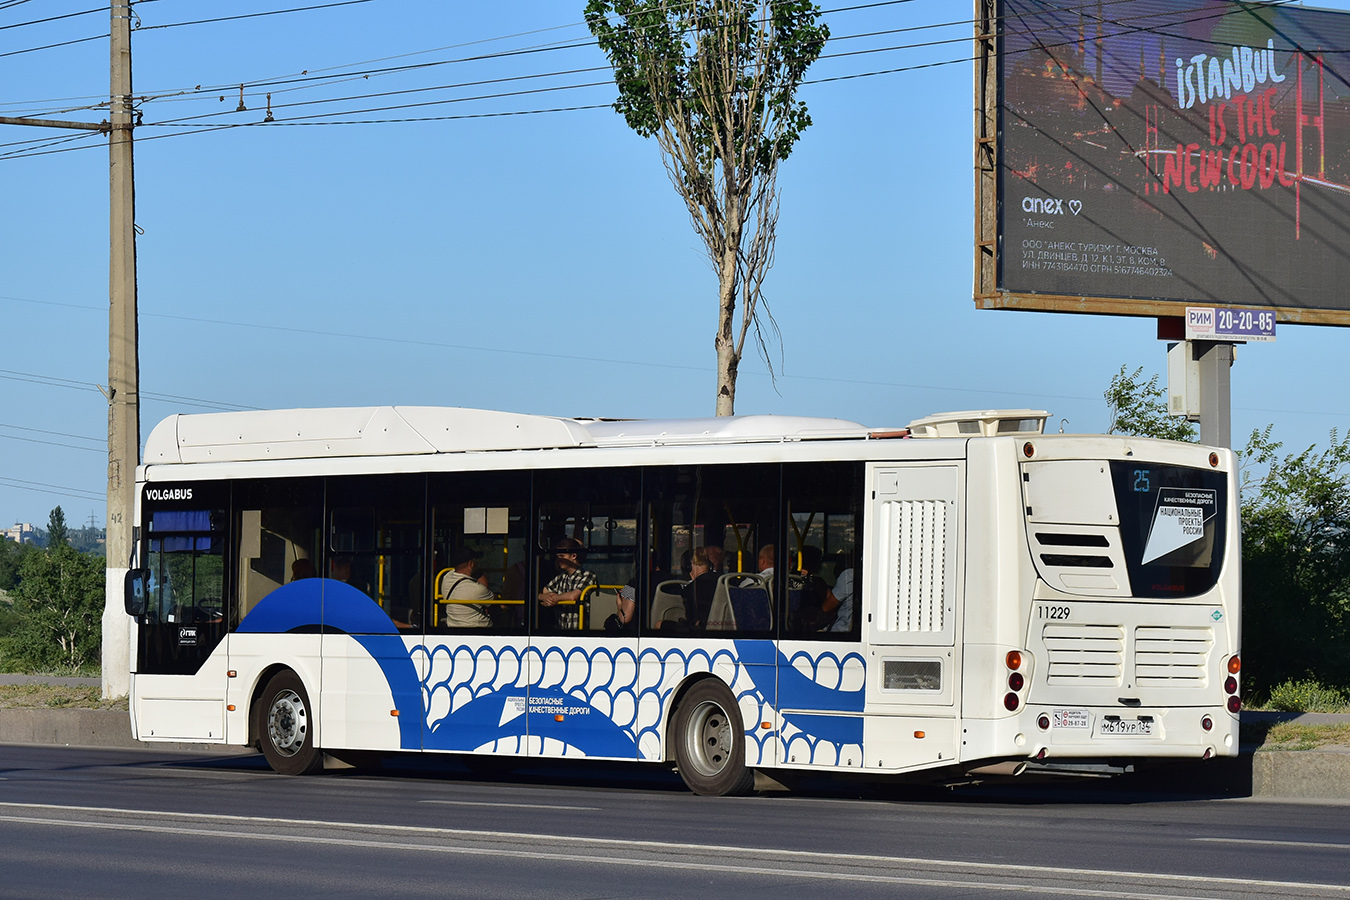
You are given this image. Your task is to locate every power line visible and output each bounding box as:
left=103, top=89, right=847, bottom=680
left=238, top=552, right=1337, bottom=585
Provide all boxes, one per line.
left=0, top=476, right=103, bottom=503
left=0, top=5, right=102, bottom=32
left=0, top=32, right=102, bottom=60
left=136, top=0, right=384, bottom=32
left=0, top=422, right=102, bottom=442
left=0, top=365, right=259, bottom=412
left=0, top=433, right=103, bottom=453
left=0, top=0, right=1084, bottom=123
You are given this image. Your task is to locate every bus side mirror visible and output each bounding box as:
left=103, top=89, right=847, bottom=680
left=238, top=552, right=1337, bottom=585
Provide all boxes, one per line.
left=124, top=568, right=149, bottom=617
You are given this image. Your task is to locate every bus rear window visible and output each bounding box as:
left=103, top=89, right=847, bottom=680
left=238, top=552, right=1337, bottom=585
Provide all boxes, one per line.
left=1109, top=461, right=1227, bottom=599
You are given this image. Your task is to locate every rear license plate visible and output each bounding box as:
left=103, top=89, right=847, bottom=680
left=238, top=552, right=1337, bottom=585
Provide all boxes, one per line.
left=1099, top=718, right=1152, bottom=736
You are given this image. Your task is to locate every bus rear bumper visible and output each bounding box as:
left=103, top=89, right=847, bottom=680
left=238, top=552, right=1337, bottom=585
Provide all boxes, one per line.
left=1019, top=705, right=1239, bottom=760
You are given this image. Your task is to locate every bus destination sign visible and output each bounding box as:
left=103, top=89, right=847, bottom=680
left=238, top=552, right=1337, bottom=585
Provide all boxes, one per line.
left=1184, top=307, right=1276, bottom=343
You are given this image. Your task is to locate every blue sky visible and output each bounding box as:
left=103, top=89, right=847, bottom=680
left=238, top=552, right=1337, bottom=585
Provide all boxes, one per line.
left=3, top=0, right=1349, bottom=529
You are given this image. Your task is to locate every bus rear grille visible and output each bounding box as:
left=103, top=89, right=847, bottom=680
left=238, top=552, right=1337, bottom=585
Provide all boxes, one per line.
left=1135, top=626, right=1213, bottom=686
left=1043, top=623, right=1124, bottom=685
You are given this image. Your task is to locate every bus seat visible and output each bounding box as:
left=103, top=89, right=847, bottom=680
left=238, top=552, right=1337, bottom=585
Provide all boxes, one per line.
left=713, top=573, right=771, bottom=631
left=588, top=590, right=618, bottom=630
left=706, top=576, right=736, bottom=631
left=650, top=580, right=687, bottom=629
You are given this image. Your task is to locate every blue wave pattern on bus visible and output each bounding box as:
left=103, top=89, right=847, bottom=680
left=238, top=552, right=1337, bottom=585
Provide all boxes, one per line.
left=417, top=640, right=864, bottom=763
left=236, top=579, right=423, bottom=748
left=237, top=580, right=864, bottom=764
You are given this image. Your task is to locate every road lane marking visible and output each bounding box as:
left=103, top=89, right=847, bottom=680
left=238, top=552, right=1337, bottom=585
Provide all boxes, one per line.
left=419, top=799, right=600, bottom=811
left=0, top=812, right=1271, bottom=899
left=0, top=802, right=1347, bottom=897
left=1193, top=837, right=1350, bottom=851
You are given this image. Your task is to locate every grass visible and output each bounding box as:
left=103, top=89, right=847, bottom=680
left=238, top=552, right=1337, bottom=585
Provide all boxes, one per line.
left=0, top=683, right=127, bottom=711
left=1253, top=721, right=1350, bottom=752
left=1260, top=679, right=1350, bottom=714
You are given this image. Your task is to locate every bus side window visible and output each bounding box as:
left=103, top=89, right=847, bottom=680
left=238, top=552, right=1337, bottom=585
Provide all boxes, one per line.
left=428, top=470, right=530, bottom=635
left=325, top=475, right=426, bottom=633
left=782, top=462, right=864, bottom=640
left=233, top=477, right=323, bottom=627
left=642, top=463, right=778, bottom=637
left=535, top=469, right=639, bottom=635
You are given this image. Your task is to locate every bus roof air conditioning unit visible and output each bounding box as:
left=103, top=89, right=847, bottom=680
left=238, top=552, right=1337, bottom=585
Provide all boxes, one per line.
left=905, top=410, right=1049, bottom=438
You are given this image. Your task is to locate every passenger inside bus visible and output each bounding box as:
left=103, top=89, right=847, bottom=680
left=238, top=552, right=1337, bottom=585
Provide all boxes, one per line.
left=439, top=545, right=494, bottom=629
left=538, top=537, right=597, bottom=631
left=829, top=555, right=854, bottom=633
left=787, top=545, right=840, bottom=634
left=681, top=546, right=718, bottom=630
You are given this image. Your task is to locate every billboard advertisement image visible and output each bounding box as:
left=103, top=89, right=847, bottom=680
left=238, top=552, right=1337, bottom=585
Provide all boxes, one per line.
left=991, top=0, right=1350, bottom=321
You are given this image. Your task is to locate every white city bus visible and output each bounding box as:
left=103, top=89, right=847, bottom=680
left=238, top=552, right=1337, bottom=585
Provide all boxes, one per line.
left=123, top=406, right=1241, bottom=795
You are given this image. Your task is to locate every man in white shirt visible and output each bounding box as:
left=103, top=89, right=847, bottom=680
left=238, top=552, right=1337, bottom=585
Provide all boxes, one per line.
left=439, top=546, right=494, bottom=628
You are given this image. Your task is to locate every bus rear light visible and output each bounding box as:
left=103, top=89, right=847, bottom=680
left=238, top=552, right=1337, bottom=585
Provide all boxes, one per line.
left=1203, top=748, right=1213, bottom=759
left=1008, top=672, right=1024, bottom=692
left=1224, top=676, right=1238, bottom=695
left=1227, top=655, right=1241, bottom=674
left=1004, top=692, right=1020, bottom=711
left=1006, top=650, right=1023, bottom=670
left=1201, top=716, right=1213, bottom=732
left=1036, top=748, right=1048, bottom=759
left=1227, top=695, right=1242, bottom=713
left=1023, top=442, right=1036, bottom=458
left=1037, top=714, right=1050, bottom=731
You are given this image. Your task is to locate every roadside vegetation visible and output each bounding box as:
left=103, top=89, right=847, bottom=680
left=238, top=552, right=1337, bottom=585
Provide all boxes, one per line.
left=0, top=682, right=125, bottom=711
left=0, top=506, right=105, bottom=674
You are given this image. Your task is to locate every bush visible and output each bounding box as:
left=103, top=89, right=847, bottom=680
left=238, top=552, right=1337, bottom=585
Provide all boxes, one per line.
left=0, top=543, right=103, bottom=673
left=1264, top=679, right=1350, bottom=714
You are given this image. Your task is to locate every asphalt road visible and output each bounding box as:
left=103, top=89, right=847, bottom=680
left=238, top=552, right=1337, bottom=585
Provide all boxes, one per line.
left=0, top=745, right=1347, bottom=900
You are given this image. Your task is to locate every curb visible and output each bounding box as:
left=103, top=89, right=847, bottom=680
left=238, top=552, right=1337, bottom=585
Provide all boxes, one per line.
left=0, top=708, right=1347, bottom=799
left=1249, top=747, right=1350, bottom=801
left=0, top=708, right=251, bottom=754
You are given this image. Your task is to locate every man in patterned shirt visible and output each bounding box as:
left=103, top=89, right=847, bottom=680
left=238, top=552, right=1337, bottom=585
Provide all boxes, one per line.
left=538, top=537, right=597, bottom=631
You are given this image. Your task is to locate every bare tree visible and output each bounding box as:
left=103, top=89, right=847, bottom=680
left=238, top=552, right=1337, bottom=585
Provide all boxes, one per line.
left=586, top=0, right=828, bottom=415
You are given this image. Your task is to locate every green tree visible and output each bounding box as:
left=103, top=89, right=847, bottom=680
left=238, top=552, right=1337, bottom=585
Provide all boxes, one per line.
left=0, top=538, right=35, bottom=593
left=46, top=506, right=68, bottom=549
left=1239, top=427, right=1350, bottom=693
left=1104, top=365, right=1197, bottom=442
left=585, top=0, right=829, bottom=415
left=0, top=541, right=104, bottom=673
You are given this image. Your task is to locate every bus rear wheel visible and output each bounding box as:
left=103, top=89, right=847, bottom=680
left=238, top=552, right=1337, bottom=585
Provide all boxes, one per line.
left=257, top=670, right=324, bottom=776
left=672, top=679, right=755, bottom=796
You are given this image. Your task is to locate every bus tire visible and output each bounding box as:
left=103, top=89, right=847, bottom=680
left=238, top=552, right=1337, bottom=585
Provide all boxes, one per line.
left=257, top=670, right=324, bottom=776
left=672, top=679, right=755, bottom=796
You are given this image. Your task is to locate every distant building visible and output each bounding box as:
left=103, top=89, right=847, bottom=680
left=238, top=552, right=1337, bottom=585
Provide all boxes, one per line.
left=4, top=523, right=38, bottom=544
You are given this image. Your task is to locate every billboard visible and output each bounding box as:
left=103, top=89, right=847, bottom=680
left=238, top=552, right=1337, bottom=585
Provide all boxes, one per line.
left=976, top=0, right=1350, bottom=323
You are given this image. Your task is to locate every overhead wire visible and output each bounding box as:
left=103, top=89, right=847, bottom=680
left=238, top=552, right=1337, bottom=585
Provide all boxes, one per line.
left=0, top=0, right=1152, bottom=141
left=0, top=0, right=1120, bottom=127
left=0, top=5, right=103, bottom=32
left=0, top=365, right=259, bottom=412
left=0, top=476, right=104, bottom=503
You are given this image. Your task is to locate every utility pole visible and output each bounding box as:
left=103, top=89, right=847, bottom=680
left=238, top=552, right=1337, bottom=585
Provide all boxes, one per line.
left=0, top=3, right=139, bottom=699
left=104, top=0, right=140, bottom=700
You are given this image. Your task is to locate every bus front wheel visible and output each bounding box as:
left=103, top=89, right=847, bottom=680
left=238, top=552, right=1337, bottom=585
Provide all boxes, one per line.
left=257, top=670, right=324, bottom=776
left=672, top=679, right=755, bottom=796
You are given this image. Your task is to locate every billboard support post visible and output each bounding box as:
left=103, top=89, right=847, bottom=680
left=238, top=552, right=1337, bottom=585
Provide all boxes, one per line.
left=1196, top=342, right=1233, bottom=450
